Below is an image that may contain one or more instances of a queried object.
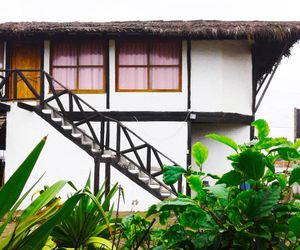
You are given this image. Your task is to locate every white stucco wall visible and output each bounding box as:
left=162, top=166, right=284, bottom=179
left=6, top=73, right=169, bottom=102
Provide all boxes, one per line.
left=191, top=123, right=250, bottom=179
left=191, top=40, right=252, bottom=115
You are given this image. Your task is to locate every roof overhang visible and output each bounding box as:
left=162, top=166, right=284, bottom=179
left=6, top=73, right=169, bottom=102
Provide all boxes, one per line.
left=0, top=20, right=299, bottom=99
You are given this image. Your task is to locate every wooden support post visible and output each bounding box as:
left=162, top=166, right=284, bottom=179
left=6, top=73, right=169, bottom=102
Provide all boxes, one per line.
left=105, top=161, right=111, bottom=210
left=186, top=121, right=191, bottom=196
left=94, top=157, right=100, bottom=195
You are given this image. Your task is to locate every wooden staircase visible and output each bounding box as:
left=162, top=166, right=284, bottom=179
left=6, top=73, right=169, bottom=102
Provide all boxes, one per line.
left=1, top=69, right=182, bottom=200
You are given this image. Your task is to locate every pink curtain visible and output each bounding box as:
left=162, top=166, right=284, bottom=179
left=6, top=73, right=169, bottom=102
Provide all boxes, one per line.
left=79, top=68, right=103, bottom=89
left=150, top=67, right=179, bottom=89
left=52, top=68, right=76, bottom=90
left=79, top=41, right=103, bottom=65
left=118, top=67, right=147, bottom=89
left=119, top=41, right=147, bottom=65
left=118, top=40, right=180, bottom=90
left=52, top=41, right=76, bottom=66
left=52, top=40, right=104, bottom=90
left=150, top=41, right=179, bottom=65
left=118, top=41, right=147, bottom=89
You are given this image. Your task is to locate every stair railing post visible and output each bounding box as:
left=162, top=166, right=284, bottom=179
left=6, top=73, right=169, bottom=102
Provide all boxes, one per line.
left=13, top=71, right=17, bottom=99
left=105, top=121, right=110, bottom=150
left=105, top=161, right=111, bottom=211
left=94, top=157, right=100, bottom=195
left=100, top=118, right=105, bottom=154
left=116, top=123, right=121, bottom=159
left=40, top=69, right=45, bottom=105
left=146, top=146, right=151, bottom=173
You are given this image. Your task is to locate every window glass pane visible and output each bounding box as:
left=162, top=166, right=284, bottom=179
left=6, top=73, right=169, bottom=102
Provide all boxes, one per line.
left=52, top=41, right=76, bottom=66
left=79, top=40, right=103, bottom=66
left=118, top=67, right=147, bottom=89
left=0, top=42, right=4, bottom=69
left=52, top=67, right=76, bottom=90
left=119, top=41, right=147, bottom=65
left=150, top=41, right=179, bottom=65
left=150, top=67, right=179, bottom=89
left=79, top=68, right=103, bottom=90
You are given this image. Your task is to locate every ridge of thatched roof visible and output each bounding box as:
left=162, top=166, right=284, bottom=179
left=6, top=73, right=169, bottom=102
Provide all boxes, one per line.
left=0, top=20, right=300, bottom=41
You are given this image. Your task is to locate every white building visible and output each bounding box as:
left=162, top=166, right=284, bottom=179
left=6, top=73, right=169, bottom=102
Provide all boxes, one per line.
left=0, top=20, right=297, bottom=210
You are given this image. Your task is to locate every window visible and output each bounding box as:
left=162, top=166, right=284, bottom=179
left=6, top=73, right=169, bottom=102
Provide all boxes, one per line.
left=51, top=40, right=106, bottom=93
left=116, top=40, right=181, bottom=91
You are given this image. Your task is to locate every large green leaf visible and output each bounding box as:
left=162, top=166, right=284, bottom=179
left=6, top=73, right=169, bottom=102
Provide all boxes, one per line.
left=205, top=184, right=228, bottom=199
left=18, top=193, right=85, bottom=249
left=0, top=136, right=47, bottom=221
left=147, top=198, right=197, bottom=217
left=85, top=236, right=112, bottom=249
left=289, top=167, right=300, bottom=186
left=256, top=137, right=288, bottom=150
left=216, top=170, right=243, bottom=187
left=187, top=175, right=202, bottom=193
left=192, top=142, right=208, bottom=166
left=236, top=150, right=265, bottom=181
left=0, top=174, right=44, bottom=235
left=163, top=165, right=187, bottom=185
left=206, top=134, right=238, bottom=152
left=19, top=180, right=71, bottom=223
left=246, top=187, right=280, bottom=218
left=289, top=216, right=300, bottom=237
left=271, top=147, right=300, bottom=161
left=251, top=119, right=270, bottom=141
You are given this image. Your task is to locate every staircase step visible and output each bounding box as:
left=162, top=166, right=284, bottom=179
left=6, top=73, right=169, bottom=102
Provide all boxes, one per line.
left=52, top=117, right=63, bottom=123
left=149, top=179, right=160, bottom=188
left=160, top=187, right=171, bottom=198
left=42, top=109, right=52, bottom=115
left=72, top=133, right=82, bottom=138
left=128, top=164, right=139, bottom=174
left=62, top=125, right=73, bottom=130
left=139, top=171, right=149, bottom=181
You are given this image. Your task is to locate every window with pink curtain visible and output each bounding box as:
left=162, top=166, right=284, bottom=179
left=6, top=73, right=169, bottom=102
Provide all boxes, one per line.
left=117, top=40, right=181, bottom=91
left=51, top=40, right=105, bottom=92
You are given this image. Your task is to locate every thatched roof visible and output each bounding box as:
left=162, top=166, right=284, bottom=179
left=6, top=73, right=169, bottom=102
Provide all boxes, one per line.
left=0, top=20, right=299, bottom=85
left=0, top=20, right=299, bottom=41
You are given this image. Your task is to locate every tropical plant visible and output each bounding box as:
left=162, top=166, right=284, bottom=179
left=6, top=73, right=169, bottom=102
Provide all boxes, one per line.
left=148, top=119, right=300, bottom=249
left=48, top=177, right=119, bottom=250
left=0, top=136, right=47, bottom=235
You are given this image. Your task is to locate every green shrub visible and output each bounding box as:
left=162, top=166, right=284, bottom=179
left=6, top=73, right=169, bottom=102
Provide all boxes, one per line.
left=148, top=119, right=300, bottom=249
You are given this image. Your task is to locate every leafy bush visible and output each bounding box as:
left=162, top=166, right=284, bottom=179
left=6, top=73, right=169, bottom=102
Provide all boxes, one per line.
left=148, top=119, right=300, bottom=249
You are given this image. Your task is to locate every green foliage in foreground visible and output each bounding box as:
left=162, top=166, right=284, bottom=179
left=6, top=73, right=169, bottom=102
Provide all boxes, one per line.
left=148, top=119, right=300, bottom=249
left=0, top=138, right=117, bottom=250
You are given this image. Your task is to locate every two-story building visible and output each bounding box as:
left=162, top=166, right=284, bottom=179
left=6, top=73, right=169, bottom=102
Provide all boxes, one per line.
left=0, top=20, right=299, bottom=210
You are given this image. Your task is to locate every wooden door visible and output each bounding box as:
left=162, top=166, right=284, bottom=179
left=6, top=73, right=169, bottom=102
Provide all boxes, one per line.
left=10, top=41, right=42, bottom=99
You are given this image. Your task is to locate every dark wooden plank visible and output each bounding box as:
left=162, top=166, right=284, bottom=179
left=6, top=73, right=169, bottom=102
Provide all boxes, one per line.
left=64, top=111, right=254, bottom=124
left=0, top=103, right=10, bottom=111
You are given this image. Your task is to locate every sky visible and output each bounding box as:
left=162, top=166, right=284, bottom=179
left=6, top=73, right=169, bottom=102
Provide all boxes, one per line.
left=1, top=0, right=300, bottom=139
left=0, top=0, right=300, bottom=22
